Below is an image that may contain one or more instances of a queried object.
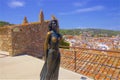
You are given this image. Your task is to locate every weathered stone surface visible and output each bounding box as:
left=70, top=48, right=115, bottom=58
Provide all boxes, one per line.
left=0, top=26, right=12, bottom=55
left=11, top=22, right=49, bottom=57
left=22, top=16, right=28, bottom=24
left=39, top=10, right=44, bottom=23
left=0, top=11, right=55, bottom=57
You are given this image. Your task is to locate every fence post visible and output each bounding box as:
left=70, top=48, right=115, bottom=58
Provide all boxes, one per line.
left=74, top=47, right=77, bottom=72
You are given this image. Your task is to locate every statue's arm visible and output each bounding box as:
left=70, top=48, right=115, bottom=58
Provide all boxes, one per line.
left=44, top=31, right=51, bottom=60
left=59, top=34, right=62, bottom=41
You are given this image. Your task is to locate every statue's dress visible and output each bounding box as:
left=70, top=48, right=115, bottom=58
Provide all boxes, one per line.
left=40, top=31, right=61, bottom=80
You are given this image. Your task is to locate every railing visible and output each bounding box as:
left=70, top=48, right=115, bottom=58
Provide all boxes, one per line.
left=60, top=46, right=120, bottom=80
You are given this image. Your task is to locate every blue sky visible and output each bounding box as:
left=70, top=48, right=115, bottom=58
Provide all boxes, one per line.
left=0, top=0, right=120, bottom=30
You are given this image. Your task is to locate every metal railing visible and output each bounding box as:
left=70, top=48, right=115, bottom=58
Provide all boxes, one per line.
left=60, top=46, right=120, bottom=80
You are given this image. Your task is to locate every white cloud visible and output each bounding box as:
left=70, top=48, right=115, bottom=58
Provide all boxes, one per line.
left=8, top=0, right=25, bottom=8
left=73, top=2, right=87, bottom=7
left=59, top=6, right=104, bottom=15
left=76, top=6, right=104, bottom=13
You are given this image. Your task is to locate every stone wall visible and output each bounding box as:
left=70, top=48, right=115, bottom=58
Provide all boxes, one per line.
left=0, top=26, right=13, bottom=55
left=0, top=11, right=58, bottom=57
left=11, top=22, right=49, bottom=57
left=0, top=23, right=49, bottom=57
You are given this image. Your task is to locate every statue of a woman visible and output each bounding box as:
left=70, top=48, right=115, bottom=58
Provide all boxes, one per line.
left=40, top=20, right=62, bottom=80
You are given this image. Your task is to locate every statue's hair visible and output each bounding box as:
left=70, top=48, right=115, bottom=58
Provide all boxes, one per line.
left=48, top=20, right=58, bottom=31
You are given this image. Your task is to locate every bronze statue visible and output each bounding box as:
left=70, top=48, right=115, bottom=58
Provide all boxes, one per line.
left=40, top=20, right=62, bottom=80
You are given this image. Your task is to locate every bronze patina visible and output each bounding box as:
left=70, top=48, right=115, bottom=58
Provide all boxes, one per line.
left=40, top=20, right=62, bottom=80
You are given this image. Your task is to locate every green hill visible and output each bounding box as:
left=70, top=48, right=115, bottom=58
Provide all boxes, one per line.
left=60, top=28, right=120, bottom=37
left=0, top=21, right=120, bottom=37
left=0, top=21, right=13, bottom=27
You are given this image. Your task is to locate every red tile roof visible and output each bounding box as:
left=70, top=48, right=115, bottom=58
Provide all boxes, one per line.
left=60, top=48, right=120, bottom=80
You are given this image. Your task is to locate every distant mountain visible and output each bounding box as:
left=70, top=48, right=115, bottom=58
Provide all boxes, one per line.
left=0, top=21, right=13, bottom=27
left=60, top=28, right=120, bottom=37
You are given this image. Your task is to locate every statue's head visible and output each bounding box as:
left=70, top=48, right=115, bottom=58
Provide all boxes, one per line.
left=49, top=20, right=59, bottom=32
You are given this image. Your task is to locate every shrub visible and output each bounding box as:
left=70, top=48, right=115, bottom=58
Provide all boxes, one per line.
left=59, top=39, right=70, bottom=49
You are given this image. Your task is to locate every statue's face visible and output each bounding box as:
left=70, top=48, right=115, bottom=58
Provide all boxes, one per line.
left=51, top=21, right=59, bottom=33
left=51, top=21, right=57, bottom=27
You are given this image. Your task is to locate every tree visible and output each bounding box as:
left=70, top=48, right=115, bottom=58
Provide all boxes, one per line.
left=0, top=21, right=12, bottom=27
left=59, top=39, right=70, bottom=49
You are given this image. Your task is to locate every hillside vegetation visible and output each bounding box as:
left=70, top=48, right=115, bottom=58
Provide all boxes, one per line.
left=60, top=28, right=120, bottom=37
left=0, top=21, right=13, bottom=27
left=0, top=21, right=119, bottom=37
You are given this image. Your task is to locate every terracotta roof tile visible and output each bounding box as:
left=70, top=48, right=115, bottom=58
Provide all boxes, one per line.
left=60, top=48, right=120, bottom=80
